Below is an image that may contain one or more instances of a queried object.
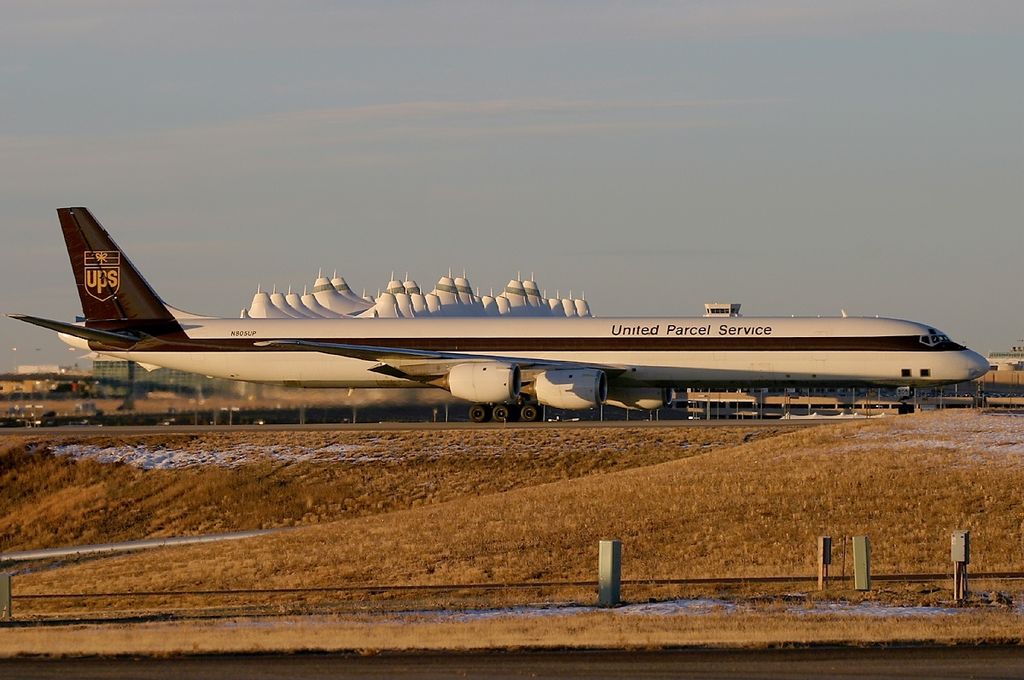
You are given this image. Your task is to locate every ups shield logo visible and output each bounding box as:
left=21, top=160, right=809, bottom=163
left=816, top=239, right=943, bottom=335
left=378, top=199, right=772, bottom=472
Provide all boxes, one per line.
left=83, top=251, right=121, bottom=301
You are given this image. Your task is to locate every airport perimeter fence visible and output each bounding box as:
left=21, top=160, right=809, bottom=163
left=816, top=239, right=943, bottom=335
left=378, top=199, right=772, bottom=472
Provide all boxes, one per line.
left=5, top=572, right=1024, bottom=621
left=4, top=535, right=1023, bottom=620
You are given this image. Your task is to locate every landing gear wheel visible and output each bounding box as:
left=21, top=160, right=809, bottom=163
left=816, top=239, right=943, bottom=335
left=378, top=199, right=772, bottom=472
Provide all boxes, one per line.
left=469, top=403, right=492, bottom=423
left=520, top=403, right=541, bottom=422
left=492, top=404, right=512, bottom=423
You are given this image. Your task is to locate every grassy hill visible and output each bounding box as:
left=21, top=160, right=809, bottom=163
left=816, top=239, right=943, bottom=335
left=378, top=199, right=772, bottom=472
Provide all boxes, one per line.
left=9, top=411, right=1024, bottom=610
left=1, top=425, right=776, bottom=552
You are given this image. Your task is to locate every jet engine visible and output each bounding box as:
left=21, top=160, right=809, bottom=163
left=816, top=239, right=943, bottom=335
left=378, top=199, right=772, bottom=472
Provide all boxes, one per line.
left=534, top=369, right=607, bottom=410
left=447, top=362, right=521, bottom=403
left=605, top=387, right=673, bottom=411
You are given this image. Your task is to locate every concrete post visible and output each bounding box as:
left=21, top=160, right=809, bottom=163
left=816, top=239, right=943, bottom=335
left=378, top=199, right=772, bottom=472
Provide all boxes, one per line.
left=598, top=540, right=621, bottom=607
left=853, top=536, right=871, bottom=591
left=0, top=573, right=10, bottom=620
left=817, top=536, right=832, bottom=590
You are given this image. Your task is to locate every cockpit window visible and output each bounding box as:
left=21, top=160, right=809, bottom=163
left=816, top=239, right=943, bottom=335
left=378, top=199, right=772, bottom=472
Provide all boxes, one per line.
left=920, top=333, right=951, bottom=347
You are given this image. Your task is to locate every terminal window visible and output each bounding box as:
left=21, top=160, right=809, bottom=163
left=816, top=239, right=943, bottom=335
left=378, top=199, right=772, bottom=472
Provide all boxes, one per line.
left=901, top=369, right=912, bottom=377
left=920, top=369, right=931, bottom=377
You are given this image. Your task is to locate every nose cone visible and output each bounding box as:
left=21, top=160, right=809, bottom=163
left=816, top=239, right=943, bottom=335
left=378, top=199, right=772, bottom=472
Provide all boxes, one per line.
left=963, top=350, right=989, bottom=381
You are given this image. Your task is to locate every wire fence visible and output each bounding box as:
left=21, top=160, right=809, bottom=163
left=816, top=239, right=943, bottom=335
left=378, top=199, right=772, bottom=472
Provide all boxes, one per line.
left=13, top=571, right=1024, bottom=602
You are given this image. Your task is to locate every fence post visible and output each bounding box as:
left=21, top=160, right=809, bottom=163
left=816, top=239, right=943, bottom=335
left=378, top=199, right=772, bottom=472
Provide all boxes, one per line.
left=853, top=536, right=871, bottom=591
left=951, top=530, right=970, bottom=603
left=0, top=573, right=10, bottom=620
left=818, top=536, right=832, bottom=590
left=598, top=540, right=621, bottom=607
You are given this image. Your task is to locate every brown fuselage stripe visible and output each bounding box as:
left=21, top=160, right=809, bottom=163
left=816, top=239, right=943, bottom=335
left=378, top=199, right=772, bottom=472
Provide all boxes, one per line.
left=92, top=335, right=967, bottom=353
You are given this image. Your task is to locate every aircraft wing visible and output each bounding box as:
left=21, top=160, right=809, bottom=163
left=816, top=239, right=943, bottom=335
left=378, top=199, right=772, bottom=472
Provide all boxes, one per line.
left=254, top=339, right=625, bottom=381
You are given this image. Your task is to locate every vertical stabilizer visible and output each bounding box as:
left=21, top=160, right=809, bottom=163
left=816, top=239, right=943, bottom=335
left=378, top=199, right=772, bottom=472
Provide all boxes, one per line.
left=57, top=207, right=176, bottom=325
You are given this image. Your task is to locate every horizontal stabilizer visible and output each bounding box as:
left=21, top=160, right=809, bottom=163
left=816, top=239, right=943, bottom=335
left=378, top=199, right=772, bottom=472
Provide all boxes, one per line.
left=7, top=314, right=140, bottom=348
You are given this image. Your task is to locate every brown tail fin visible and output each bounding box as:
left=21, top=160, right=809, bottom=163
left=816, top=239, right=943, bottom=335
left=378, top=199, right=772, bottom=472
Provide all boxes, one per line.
left=58, top=207, right=177, bottom=328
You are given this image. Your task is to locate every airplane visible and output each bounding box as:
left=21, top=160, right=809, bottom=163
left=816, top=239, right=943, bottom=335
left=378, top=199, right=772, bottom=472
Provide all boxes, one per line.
left=10, top=208, right=990, bottom=422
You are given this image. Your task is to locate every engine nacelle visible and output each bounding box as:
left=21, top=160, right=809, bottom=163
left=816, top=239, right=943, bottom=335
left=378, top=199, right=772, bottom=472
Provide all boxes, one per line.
left=534, top=369, right=608, bottom=410
left=447, top=362, right=521, bottom=403
left=605, top=387, right=672, bottom=411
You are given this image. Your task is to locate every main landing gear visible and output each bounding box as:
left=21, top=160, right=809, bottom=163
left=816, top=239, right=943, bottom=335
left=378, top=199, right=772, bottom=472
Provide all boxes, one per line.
left=468, top=401, right=543, bottom=423
left=468, top=403, right=492, bottom=423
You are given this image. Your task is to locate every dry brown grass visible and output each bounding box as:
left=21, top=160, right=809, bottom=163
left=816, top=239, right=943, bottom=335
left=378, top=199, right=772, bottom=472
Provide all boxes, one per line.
left=0, top=609, right=1021, bottom=657
left=9, top=411, right=1024, bottom=607
left=0, top=426, right=777, bottom=551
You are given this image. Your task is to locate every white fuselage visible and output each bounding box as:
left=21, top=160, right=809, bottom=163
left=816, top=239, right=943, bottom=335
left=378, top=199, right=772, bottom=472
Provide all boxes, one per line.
left=64, top=315, right=989, bottom=391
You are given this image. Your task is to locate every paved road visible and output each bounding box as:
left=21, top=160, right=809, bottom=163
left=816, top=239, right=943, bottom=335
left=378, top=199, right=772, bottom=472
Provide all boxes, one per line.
left=0, top=529, right=283, bottom=563
left=1, top=647, right=1022, bottom=679
left=0, top=419, right=824, bottom=436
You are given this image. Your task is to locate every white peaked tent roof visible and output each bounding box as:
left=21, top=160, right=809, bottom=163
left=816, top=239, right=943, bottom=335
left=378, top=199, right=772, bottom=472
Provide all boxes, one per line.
left=561, top=297, right=577, bottom=317
left=333, top=274, right=374, bottom=307
left=408, top=292, right=428, bottom=314
left=395, top=292, right=416, bottom=317
left=453, top=275, right=474, bottom=302
left=429, top=275, right=457, bottom=315
left=453, top=275, right=485, bottom=314
left=300, top=285, right=343, bottom=318
left=523, top=279, right=541, bottom=305
left=503, top=278, right=527, bottom=295
left=239, top=267, right=596, bottom=319
left=330, top=275, right=354, bottom=294
left=314, top=274, right=370, bottom=315
left=434, top=275, right=458, bottom=299
left=270, top=287, right=309, bottom=319
left=453, top=275, right=471, bottom=301
left=481, top=295, right=500, bottom=316
left=285, top=288, right=319, bottom=318
left=502, top=278, right=527, bottom=308
left=359, top=291, right=400, bottom=318
left=522, top=278, right=550, bottom=315
left=248, top=287, right=291, bottom=319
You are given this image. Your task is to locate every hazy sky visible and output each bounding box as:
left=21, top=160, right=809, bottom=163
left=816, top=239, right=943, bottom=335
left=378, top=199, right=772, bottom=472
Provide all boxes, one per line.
left=2, top=1, right=1022, bottom=367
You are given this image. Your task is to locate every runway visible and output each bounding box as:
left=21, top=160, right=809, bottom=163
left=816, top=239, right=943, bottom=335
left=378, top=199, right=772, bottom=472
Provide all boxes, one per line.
left=1, top=647, right=1022, bottom=679
left=0, top=418, right=824, bottom=436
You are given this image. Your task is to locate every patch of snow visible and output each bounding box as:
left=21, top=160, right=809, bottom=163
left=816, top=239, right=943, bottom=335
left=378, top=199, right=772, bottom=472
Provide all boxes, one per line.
left=50, top=442, right=369, bottom=470
left=397, top=597, right=986, bottom=622
left=436, top=604, right=595, bottom=622
left=48, top=435, right=589, bottom=469
left=789, top=602, right=960, bottom=617
left=202, top=593, right=1024, bottom=629
left=837, top=412, right=1024, bottom=459
left=616, top=598, right=738, bottom=615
